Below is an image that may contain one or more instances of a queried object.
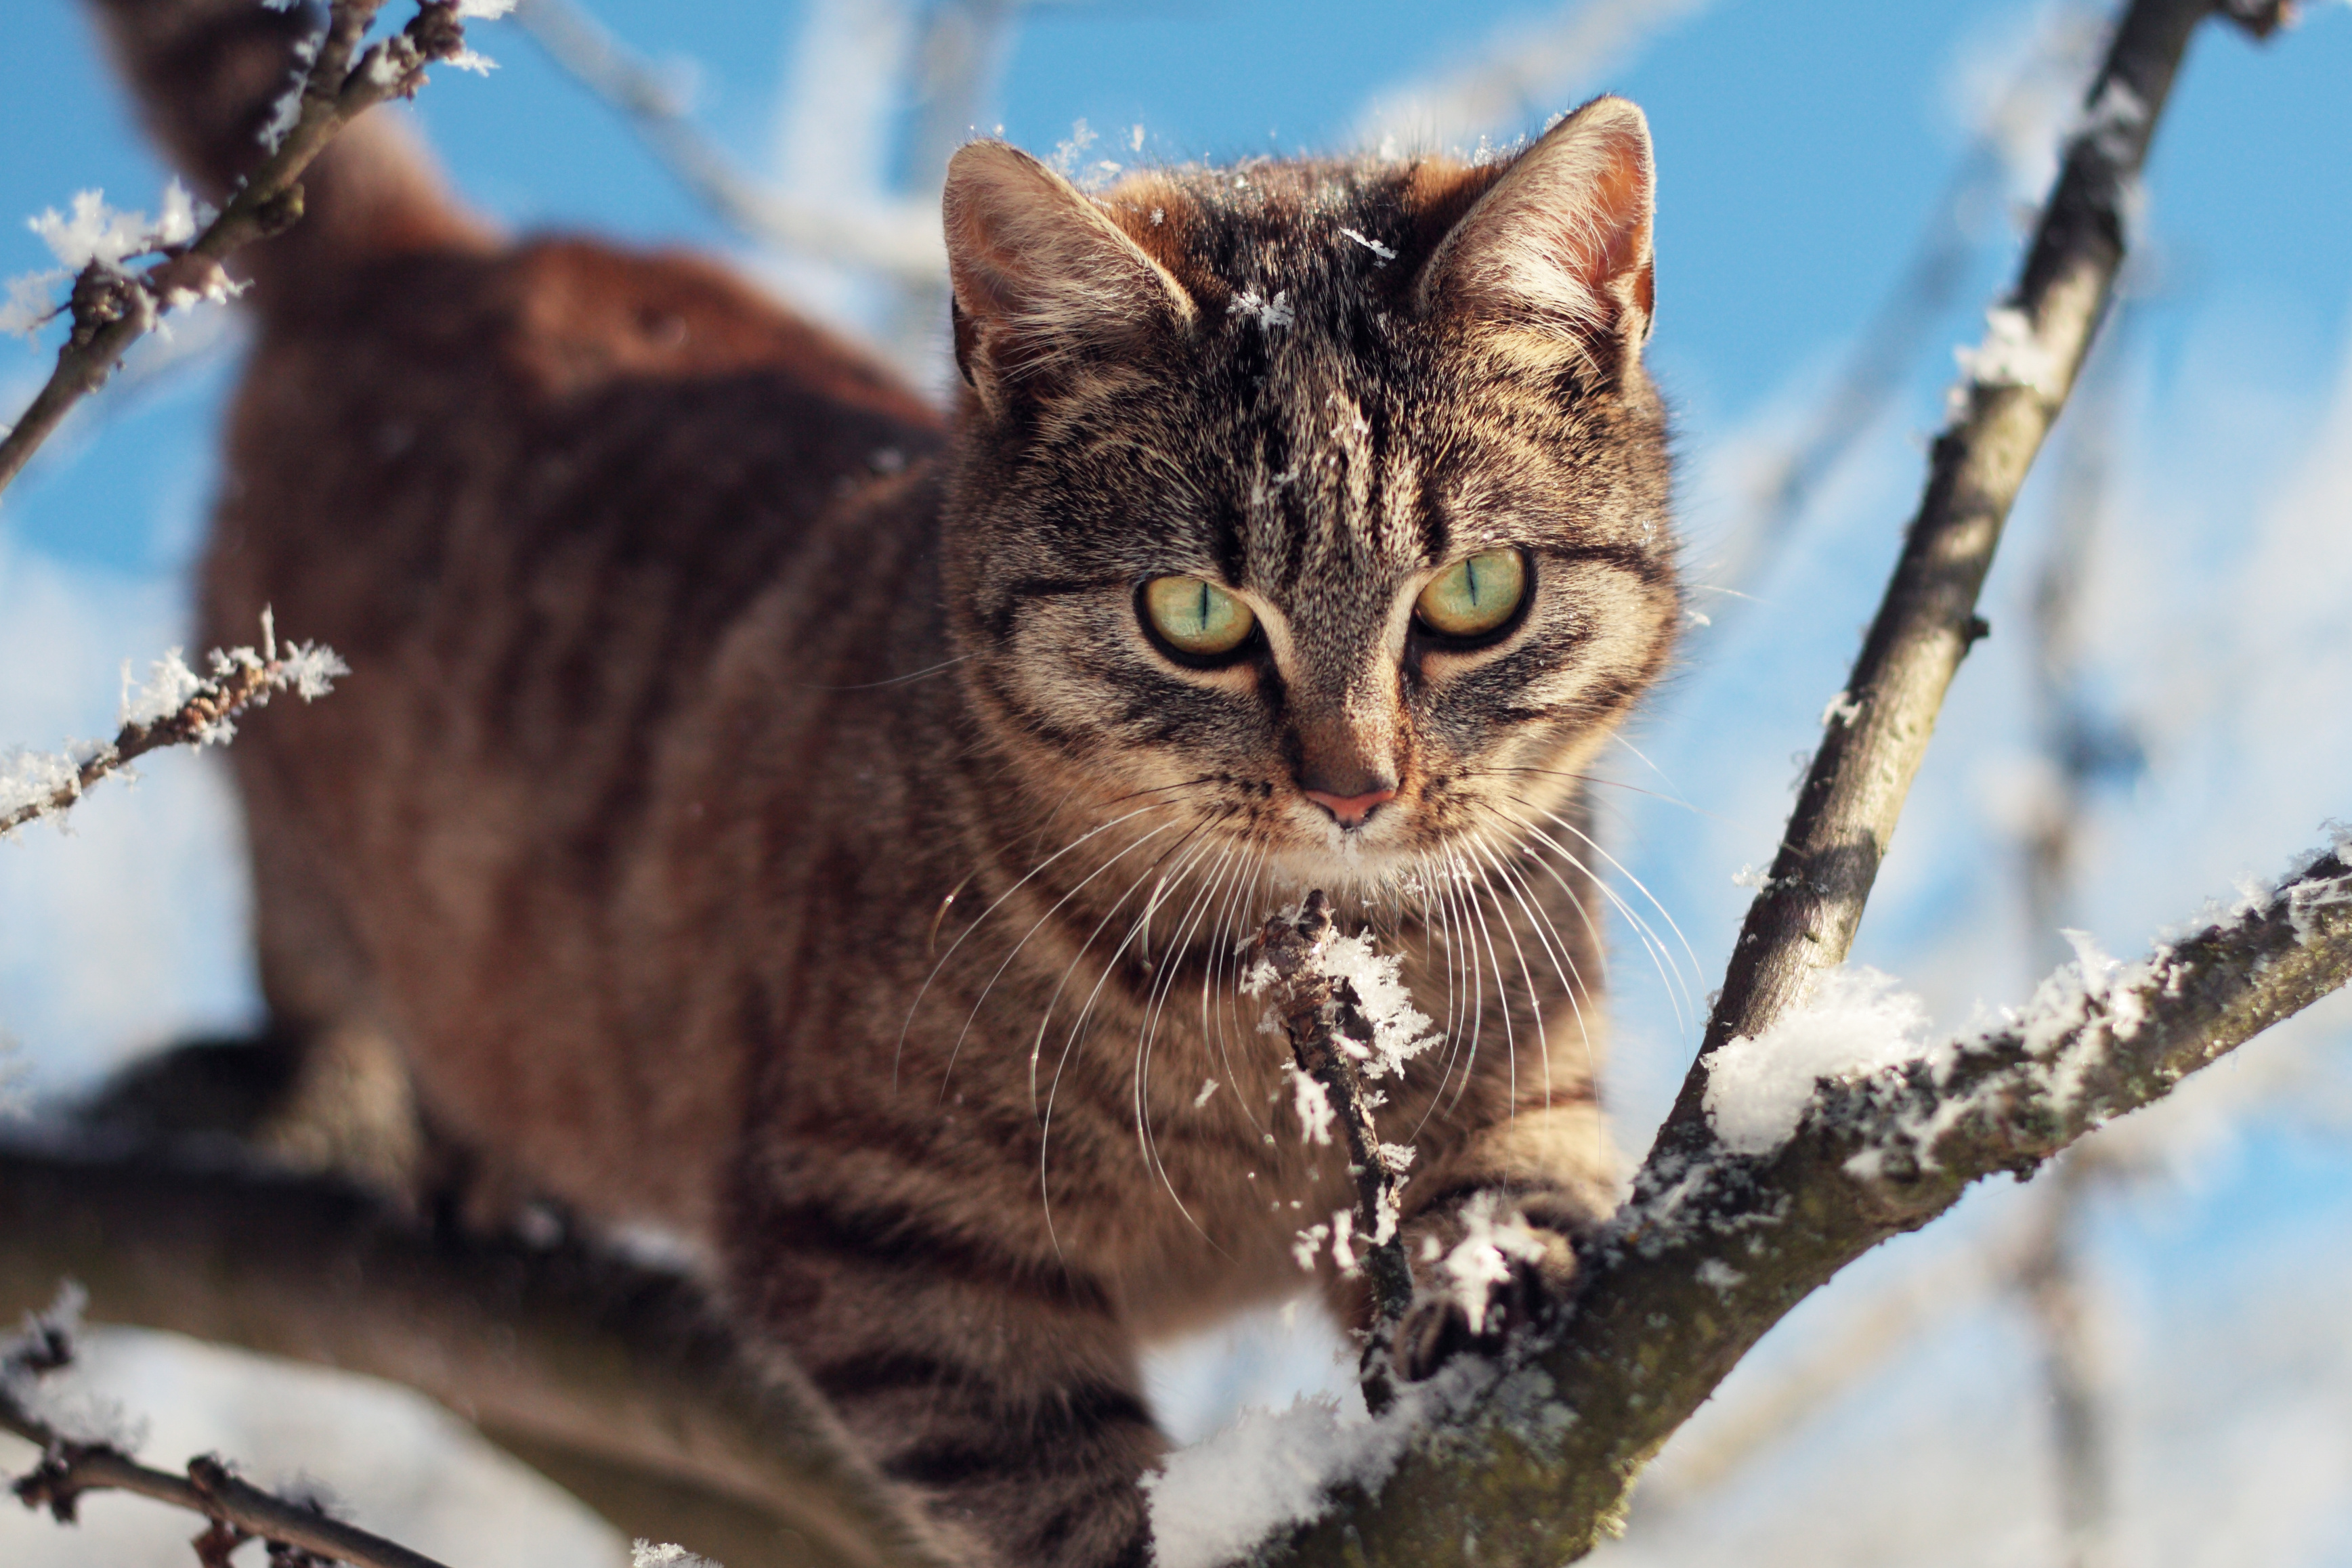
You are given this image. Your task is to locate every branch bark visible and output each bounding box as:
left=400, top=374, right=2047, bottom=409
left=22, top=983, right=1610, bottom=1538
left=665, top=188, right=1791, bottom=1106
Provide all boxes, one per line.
left=0, top=0, right=478, bottom=500
left=3, top=1352, right=454, bottom=1568
left=1245, top=894, right=1419, bottom=1414
left=1683, top=0, right=2220, bottom=1090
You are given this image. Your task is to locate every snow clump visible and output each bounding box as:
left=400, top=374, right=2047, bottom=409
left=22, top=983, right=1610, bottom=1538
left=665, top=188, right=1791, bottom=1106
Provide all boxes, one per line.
left=0, top=1282, right=150, bottom=1452
left=630, top=1544, right=717, bottom=1568
left=1701, top=965, right=1938, bottom=1156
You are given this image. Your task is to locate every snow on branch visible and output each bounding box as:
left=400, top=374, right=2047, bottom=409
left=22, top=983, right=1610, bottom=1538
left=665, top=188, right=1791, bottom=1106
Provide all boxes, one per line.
left=1256, top=831, right=2352, bottom=1567
left=1675, top=0, right=2273, bottom=1114
left=0, top=0, right=496, bottom=500
left=0, top=614, right=345, bottom=840
left=1, top=1283, right=455, bottom=1568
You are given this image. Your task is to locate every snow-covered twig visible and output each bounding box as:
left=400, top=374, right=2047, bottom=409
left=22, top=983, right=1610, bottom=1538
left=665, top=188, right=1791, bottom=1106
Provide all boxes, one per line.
left=0, top=0, right=491, bottom=500
left=1, top=1286, right=453, bottom=1568
left=1243, top=893, right=1425, bottom=1413
left=0, top=617, right=346, bottom=840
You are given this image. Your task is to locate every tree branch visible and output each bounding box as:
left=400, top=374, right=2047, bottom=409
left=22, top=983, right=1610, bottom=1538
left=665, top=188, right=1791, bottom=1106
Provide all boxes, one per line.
left=0, top=0, right=481, bottom=500
left=1245, top=894, right=1419, bottom=1414
left=1262, top=837, right=2352, bottom=1565
left=0, top=1147, right=952, bottom=1568
left=4, top=1343, right=454, bottom=1568
left=1682, top=0, right=2225, bottom=1091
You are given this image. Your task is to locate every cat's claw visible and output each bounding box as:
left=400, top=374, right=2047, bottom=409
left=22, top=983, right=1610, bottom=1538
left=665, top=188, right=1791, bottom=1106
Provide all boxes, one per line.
left=1394, top=1220, right=1581, bottom=1382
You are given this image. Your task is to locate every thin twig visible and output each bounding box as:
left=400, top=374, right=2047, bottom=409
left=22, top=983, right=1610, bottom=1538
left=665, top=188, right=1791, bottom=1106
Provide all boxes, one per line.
left=0, top=0, right=481, bottom=500
left=1245, top=893, right=1417, bottom=1413
left=0, top=617, right=346, bottom=840
left=511, top=0, right=941, bottom=282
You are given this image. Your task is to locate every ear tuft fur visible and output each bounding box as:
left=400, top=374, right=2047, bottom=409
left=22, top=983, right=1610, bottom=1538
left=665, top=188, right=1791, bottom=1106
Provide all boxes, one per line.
left=1417, top=95, right=1656, bottom=364
left=943, top=142, right=1197, bottom=410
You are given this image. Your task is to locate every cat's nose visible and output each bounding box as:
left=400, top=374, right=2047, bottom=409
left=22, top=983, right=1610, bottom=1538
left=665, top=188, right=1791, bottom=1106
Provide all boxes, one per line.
left=1304, top=784, right=1398, bottom=829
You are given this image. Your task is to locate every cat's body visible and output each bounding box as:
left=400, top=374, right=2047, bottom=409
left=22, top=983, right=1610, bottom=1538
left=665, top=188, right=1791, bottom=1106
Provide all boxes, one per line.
left=96, top=4, right=1676, bottom=1563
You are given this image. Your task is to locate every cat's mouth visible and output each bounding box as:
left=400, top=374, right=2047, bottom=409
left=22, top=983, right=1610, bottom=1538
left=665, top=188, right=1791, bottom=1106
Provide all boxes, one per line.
left=1254, top=785, right=1491, bottom=894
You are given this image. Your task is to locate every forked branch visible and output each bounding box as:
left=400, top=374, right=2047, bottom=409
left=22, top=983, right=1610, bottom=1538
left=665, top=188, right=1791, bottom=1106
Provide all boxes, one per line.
left=1251, top=0, right=2311, bottom=1561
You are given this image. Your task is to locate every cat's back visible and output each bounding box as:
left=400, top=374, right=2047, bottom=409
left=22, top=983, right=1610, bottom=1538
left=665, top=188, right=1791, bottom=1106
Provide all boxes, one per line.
left=204, top=200, right=949, bottom=1236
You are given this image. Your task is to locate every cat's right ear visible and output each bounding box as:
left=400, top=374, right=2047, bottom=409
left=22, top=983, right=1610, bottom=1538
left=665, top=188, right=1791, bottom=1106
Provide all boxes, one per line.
left=943, top=142, right=1197, bottom=414
left=1415, top=95, right=1656, bottom=378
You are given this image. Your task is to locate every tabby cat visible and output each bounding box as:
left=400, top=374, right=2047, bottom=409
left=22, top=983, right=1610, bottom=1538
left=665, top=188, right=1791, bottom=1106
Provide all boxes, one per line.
left=94, top=2, right=1675, bottom=1562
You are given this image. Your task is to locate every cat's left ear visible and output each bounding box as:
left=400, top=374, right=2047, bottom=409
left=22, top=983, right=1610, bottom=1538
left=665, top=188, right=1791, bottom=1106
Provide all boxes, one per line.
left=1417, top=95, right=1656, bottom=370
left=943, top=141, right=1197, bottom=414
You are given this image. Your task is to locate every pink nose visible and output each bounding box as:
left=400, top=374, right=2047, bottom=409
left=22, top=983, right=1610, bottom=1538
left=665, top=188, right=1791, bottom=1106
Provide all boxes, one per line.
left=1304, top=786, right=1396, bottom=829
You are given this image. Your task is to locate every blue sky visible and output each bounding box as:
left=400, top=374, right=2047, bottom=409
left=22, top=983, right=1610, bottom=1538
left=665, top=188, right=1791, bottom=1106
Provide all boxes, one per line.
left=3, top=2, right=2351, bottom=1562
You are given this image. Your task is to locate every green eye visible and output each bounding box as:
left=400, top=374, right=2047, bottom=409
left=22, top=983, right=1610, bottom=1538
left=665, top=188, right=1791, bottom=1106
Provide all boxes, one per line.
left=1142, top=575, right=1256, bottom=659
left=1415, top=549, right=1528, bottom=640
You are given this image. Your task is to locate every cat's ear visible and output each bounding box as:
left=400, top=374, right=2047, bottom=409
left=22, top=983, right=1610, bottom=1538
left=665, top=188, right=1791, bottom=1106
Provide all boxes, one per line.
left=943, top=141, right=1197, bottom=412
left=1417, top=95, right=1655, bottom=370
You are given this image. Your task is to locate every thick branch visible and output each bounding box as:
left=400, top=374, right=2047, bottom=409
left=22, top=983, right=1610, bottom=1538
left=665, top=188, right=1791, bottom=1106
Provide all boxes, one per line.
left=0, top=1148, right=950, bottom=1568
left=0, top=0, right=475, bottom=499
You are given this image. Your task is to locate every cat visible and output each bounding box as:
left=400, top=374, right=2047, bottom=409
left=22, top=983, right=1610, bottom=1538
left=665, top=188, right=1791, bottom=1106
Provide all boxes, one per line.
left=92, top=2, right=1676, bottom=1563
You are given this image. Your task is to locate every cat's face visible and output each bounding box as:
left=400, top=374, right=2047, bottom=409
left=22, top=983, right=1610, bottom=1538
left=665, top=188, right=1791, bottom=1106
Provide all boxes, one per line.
left=943, top=99, right=1675, bottom=902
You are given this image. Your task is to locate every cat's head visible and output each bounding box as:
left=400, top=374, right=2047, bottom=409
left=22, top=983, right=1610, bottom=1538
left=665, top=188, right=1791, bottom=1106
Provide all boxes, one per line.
left=939, top=96, right=1676, bottom=900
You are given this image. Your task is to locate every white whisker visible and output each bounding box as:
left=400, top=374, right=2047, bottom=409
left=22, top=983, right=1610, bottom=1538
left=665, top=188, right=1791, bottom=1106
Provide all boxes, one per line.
left=901, top=794, right=1197, bottom=1091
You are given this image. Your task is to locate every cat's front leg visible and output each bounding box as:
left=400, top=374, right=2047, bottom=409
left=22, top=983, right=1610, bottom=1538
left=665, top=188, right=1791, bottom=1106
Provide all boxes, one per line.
left=1381, top=1097, right=1617, bottom=1380
left=730, top=1194, right=1162, bottom=1568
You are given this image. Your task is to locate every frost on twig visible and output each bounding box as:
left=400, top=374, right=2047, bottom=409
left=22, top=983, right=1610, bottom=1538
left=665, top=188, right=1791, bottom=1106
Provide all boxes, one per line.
left=1243, top=892, right=1432, bottom=1413
left=0, top=0, right=498, bottom=499
left=0, top=613, right=346, bottom=840
left=1, top=1280, right=453, bottom=1568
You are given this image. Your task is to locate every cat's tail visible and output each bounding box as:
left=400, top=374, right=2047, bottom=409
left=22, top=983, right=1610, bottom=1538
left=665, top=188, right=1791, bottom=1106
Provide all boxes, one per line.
left=84, top=0, right=492, bottom=305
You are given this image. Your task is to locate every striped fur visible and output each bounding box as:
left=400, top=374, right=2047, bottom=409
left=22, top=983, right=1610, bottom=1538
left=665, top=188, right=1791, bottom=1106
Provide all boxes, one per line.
left=95, top=5, right=1676, bottom=1560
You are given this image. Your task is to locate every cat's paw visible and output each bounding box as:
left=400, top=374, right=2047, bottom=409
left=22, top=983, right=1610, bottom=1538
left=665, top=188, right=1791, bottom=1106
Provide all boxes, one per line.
left=1394, top=1191, right=1584, bottom=1382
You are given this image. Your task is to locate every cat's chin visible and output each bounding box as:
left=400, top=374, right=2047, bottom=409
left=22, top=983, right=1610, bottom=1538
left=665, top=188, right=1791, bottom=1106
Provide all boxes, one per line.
left=1258, top=837, right=1438, bottom=900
